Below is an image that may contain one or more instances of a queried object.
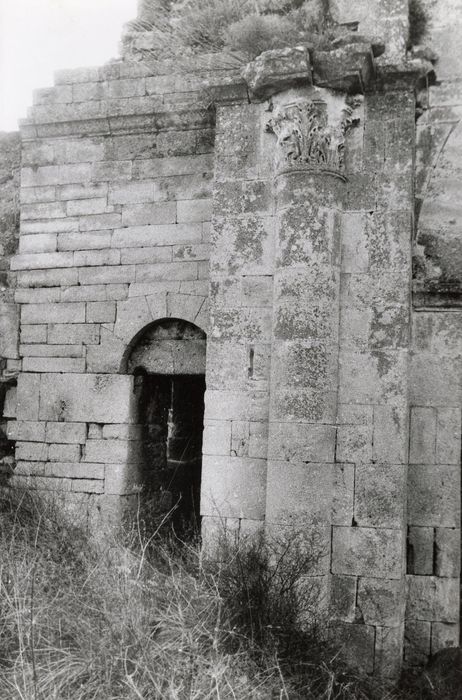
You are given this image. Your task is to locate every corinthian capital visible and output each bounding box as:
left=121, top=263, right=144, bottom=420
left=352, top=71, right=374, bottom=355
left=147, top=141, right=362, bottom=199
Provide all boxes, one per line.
left=267, top=93, right=363, bottom=176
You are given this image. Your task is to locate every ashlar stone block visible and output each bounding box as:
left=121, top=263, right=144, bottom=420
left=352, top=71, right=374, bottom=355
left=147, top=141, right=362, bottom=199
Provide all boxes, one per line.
left=407, top=526, right=434, bottom=575
left=45, top=422, right=87, bottom=444
left=330, top=575, right=357, bottom=622
left=332, top=526, right=403, bottom=579
left=408, top=464, right=460, bottom=528
left=268, top=422, right=336, bottom=463
left=200, top=455, right=266, bottom=520
left=16, top=373, right=41, bottom=421
left=39, top=373, right=135, bottom=424
left=330, top=622, right=375, bottom=674
left=409, top=407, right=437, bottom=464
left=357, top=578, right=404, bottom=627
left=354, top=463, right=406, bottom=528
left=436, top=408, right=461, bottom=465
left=435, top=528, right=460, bottom=578
left=202, top=421, right=232, bottom=456
left=375, top=625, right=403, bottom=679
left=266, top=461, right=334, bottom=526
left=406, top=576, right=459, bottom=623
left=404, top=620, right=431, bottom=666
left=431, top=622, right=459, bottom=655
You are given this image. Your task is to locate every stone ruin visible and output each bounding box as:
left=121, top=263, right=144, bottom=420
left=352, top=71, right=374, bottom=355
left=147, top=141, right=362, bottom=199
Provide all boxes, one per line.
left=0, top=0, right=460, bottom=678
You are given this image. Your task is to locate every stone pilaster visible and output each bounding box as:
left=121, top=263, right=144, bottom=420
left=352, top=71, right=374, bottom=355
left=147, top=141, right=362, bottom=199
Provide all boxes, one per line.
left=265, top=88, right=356, bottom=621
left=201, top=94, right=274, bottom=541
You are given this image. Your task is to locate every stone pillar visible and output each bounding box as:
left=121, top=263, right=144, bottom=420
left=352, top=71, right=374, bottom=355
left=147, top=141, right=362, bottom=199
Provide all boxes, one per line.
left=265, top=88, right=358, bottom=619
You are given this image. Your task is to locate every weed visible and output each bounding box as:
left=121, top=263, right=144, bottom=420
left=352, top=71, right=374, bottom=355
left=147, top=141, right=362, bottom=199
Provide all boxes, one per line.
left=123, top=0, right=337, bottom=64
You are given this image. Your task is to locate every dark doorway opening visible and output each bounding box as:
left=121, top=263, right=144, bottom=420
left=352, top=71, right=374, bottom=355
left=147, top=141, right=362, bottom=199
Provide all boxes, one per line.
left=135, top=371, right=205, bottom=538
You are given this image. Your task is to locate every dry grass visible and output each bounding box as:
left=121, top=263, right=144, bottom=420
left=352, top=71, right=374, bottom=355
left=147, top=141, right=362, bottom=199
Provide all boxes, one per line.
left=0, top=488, right=456, bottom=699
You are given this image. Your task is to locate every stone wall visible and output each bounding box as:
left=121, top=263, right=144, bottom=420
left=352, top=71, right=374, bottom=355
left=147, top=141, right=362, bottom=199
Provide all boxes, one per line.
left=0, top=0, right=460, bottom=678
left=0, top=132, right=20, bottom=478
left=9, top=59, right=232, bottom=520
left=405, top=0, right=462, bottom=666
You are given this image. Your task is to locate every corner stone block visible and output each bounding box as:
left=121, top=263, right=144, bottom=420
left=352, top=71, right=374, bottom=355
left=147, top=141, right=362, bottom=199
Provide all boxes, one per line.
left=406, top=576, right=459, bottom=623
left=8, top=421, right=46, bottom=442
left=332, top=526, right=403, bottom=579
left=200, top=455, right=266, bottom=520
left=105, top=463, right=142, bottom=495
left=408, top=464, right=460, bottom=528
left=39, top=374, right=135, bottom=424
left=357, top=578, right=404, bottom=627
left=16, top=373, right=41, bottom=421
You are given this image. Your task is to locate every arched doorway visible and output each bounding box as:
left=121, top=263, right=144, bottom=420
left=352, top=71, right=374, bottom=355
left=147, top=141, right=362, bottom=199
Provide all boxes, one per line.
left=126, top=318, right=206, bottom=538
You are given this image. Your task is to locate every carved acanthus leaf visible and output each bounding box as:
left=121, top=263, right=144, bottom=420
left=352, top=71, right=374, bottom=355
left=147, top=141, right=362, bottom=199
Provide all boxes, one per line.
left=267, top=95, right=362, bottom=175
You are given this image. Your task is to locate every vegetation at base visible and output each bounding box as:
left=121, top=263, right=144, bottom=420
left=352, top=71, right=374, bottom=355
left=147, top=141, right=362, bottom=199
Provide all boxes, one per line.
left=0, top=487, right=459, bottom=699
left=408, top=0, right=428, bottom=47
left=124, top=0, right=341, bottom=63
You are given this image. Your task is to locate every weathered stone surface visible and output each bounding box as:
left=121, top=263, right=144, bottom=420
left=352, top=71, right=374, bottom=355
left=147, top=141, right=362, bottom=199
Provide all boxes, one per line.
left=312, top=43, right=375, bottom=92
left=407, top=526, right=434, bottom=576
left=330, top=622, right=375, bottom=673
left=242, top=47, right=311, bottom=99
left=375, top=625, right=403, bottom=679
left=435, top=528, right=460, bottom=578
left=408, top=464, right=460, bottom=528
left=431, top=622, right=459, bottom=655
left=357, top=578, right=404, bottom=627
left=332, top=526, right=402, bottom=579
left=354, top=463, right=405, bottom=528
left=39, top=374, right=135, bottom=424
left=3, top=1, right=461, bottom=680
left=406, top=576, right=459, bottom=624
left=200, top=455, right=266, bottom=520
left=330, top=575, right=357, bottom=622
left=404, top=620, right=431, bottom=666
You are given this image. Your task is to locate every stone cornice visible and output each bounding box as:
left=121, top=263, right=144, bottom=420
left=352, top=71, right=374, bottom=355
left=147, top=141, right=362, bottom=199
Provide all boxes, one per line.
left=239, top=44, right=436, bottom=103
left=19, top=108, right=214, bottom=141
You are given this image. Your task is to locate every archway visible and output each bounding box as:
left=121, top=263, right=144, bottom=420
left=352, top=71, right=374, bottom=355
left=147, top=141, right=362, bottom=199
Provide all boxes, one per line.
left=126, top=318, right=206, bottom=538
